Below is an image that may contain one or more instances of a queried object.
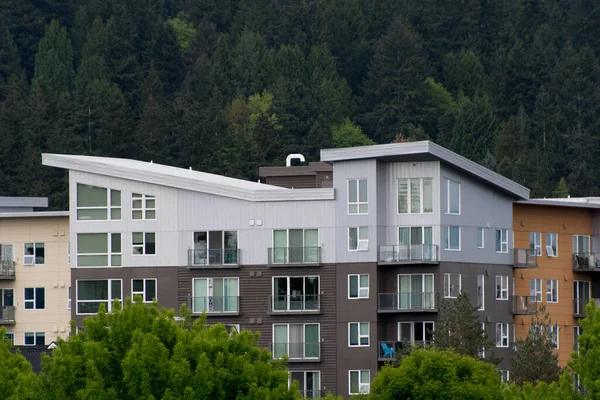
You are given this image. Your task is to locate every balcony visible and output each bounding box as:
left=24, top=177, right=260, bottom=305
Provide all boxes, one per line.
left=0, top=261, right=15, bottom=279
left=298, top=390, right=321, bottom=400
left=0, top=306, right=15, bottom=325
left=267, top=247, right=321, bottom=267
left=189, top=296, right=239, bottom=315
left=269, top=342, right=321, bottom=362
left=573, top=253, right=600, bottom=272
left=378, top=341, right=433, bottom=361
left=268, top=295, right=320, bottom=315
left=378, top=292, right=438, bottom=313
left=574, top=298, right=600, bottom=317
left=187, top=249, right=240, bottom=268
left=378, top=245, right=438, bottom=265
left=512, top=296, right=538, bottom=315
left=513, top=249, right=538, bottom=268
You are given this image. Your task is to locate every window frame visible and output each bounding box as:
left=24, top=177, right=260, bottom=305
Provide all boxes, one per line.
left=496, top=229, right=508, bottom=253
left=477, top=228, right=485, bottom=249
left=24, top=332, right=45, bottom=346
left=272, top=323, right=321, bottom=360
left=348, top=227, right=369, bottom=251
left=4, top=332, right=14, bottom=346
left=23, top=242, right=44, bottom=265
left=573, top=235, right=591, bottom=254
left=131, top=278, right=157, bottom=303
left=348, top=274, right=369, bottom=299
left=496, top=323, right=509, bottom=348
left=132, top=232, right=156, bottom=255
left=348, top=179, right=368, bottom=215
left=530, top=278, right=542, bottom=302
left=545, top=233, right=558, bottom=257
left=77, top=233, right=122, bottom=267
left=272, top=276, right=319, bottom=312
left=132, top=193, right=157, bottom=220
left=348, top=322, right=370, bottom=347
left=24, top=287, right=45, bottom=310
left=443, top=273, right=461, bottom=298
left=67, top=286, right=71, bottom=309
left=530, top=232, right=542, bottom=256
left=192, top=277, right=240, bottom=313
left=349, top=370, right=370, bottom=395
left=76, top=279, right=123, bottom=315
left=397, top=321, right=435, bottom=344
left=546, top=279, right=558, bottom=303
left=500, top=370, right=510, bottom=383
left=477, top=275, right=485, bottom=311
left=443, top=226, right=461, bottom=251
left=76, top=183, right=121, bottom=221
left=445, top=179, right=461, bottom=215
left=496, top=276, right=509, bottom=300
left=397, top=178, right=433, bottom=214
left=547, top=325, right=559, bottom=349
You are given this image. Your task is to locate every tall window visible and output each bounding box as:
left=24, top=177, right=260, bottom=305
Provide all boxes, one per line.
left=77, top=233, right=121, bottom=267
left=500, top=370, right=510, bottom=383
left=76, top=279, right=122, bottom=314
left=349, top=370, right=370, bottom=395
left=132, top=193, right=156, bottom=220
left=192, top=231, right=238, bottom=265
left=272, top=229, right=319, bottom=264
left=76, top=184, right=121, bottom=220
left=496, top=229, right=508, bottom=253
left=446, top=179, right=461, bottom=214
left=132, top=279, right=157, bottom=303
left=0, top=244, right=14, bottom=265
left=349, top=274, right=369, bottom=299
left=290, top=371, right=320, bottom=400
left=574, top=326, right=583, bottom=352
left=530, top=278, right=542, bottom=302
left=397, top=274, right=435, bottom=310
left=443, top=226, right=460, bottom=250
left=398, top=321, right=434, bottom=345
left=0, top=288, right=14, bottom=309
left=348, top=179, right=368, bottom=214
left=546, top=233, right=558, bottom=257
left=529, top=232, right=542, bottom=256
left=496, top=323, right=509, bottom=347
left=348, top=322, right=369, bottom=346
left=24, top=332, right=45, bottom=346
left=24, top=287, right=44, bottom=309
left=348, top=227, right=369, bottom=251
left=272, top=276, right=319, bottom=312
left=573, top=235, right=590, bottom=254
left=546, top=279, right=558, bottom=303
left=398, top=178, right=433, bottom=214
left=574, top=281, right=590, bottom=316
left=23, top=243, right=44, bottom=265
left=477, top=275, right=485, bottom=310
left=4, top=333, right=14, bottom=345
left=273, top=324, right=320, bottom=360
left=444, top=273, right=461, bottom=298
left=496, top=276, right=508, bottom=300
left=192, top=277, right=239, bottom=313
left=477, top=228, right=485, bottom=249
left=132, top=232, right=156, bottom=255
left=547, top=325, right=559, bottom=349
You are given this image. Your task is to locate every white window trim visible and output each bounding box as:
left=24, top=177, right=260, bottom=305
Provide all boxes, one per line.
left=530, top=278, right=542, bottom=302
left=76, top=184, right=121, bottom=221
left=289, top=371, right=320, bottom=396
left=444, top=273, right=461, bottom=298
left=348, top=227, right=369, bottom=251
left=131, top=278, right=157, bottom=303
left=545, top=233, right=558, bottom=257
left=75, top=279, right=123, bottom=315
left=445, top=179, right=461, bottom=215
left=348, top=322, right=370, bottom=347
left=477, top=275, right=485, bottom=311
left=548, top=325, right=559, bottom=349
left=132, top=232, right=156, bottom=256
left=444, top=226, right=461, bottom=251
left=76, top=233, right=122, bottom=267
left=272, top=323, right=321, bottom=360
left=67, top=286, right=71, bottom=310
left=546, top=279, right=558, bottom=303
left=397, top=321, right=435, bottom=344
left=132, top=193, right=157, bottom=220
left=347, top=178, right=368, bottom=215
left=192, top=277, right=240, bottom=313
left=349, top=370, right=370, bottom=395
left=500, top=370, right=510, bottom=383
left=23, top=242, right=44, bottom=265
left=530, top=232, right=542, bottom=256
left=348, top=274, right=369, bottom=299
left=477, top=228, right=485, bottom=249
left=23, top=332, right=45, bottom=346
left=397, top=178, right=434, bottom=215
left=496, top=323, right=509, bottom=348
left=24, top=287, right=44, bottom=310
left=496, top=229, right=508, bottom=253
left=496, top=276, right=509, bottom=300
left=573, top=235, right=591, bottom=254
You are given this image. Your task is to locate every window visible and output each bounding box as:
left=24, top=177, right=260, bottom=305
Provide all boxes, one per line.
left=349, top=322, right=369, bottom=347
left=396, top=274, right=435, bottom=311
left=77, top=233, right=122, bottom=267
left=446, top=179, right=461, bottom=214
left=348, top=179, right=368, bottom=214
left=477, top=275, right=485, bottom=310
left=479, top=323, right=486, bottom=358
left=398, top=178, right=433, bottom=214
left=272, top=276, right=319, bottom=312
left=546, top=279, right=558, bottom=303
left=348, top=227, right=369, bottom=251
left=132, top=193, right=156, bottom=220
left=76, top=280, right=122, bottom=314
left=398, top=321, right=434, bottom=345
left=132, top=232, right=156, bottom=255
left=443, top=226, right=460, bottom=250
left=4, top=333, right=14, bottom=346
left=548, top=325, right=559, bottom=349
left=349, top=370, right=370, bottom=395
left=349, top=274, right=369, bottom=299
left=290, top=371, right=320, bottom=400
left=76, top=184, right=121, bottom=220
left=530, top=278, right=542, bottom=302
left=132, top=279, right=157, bottom=303
left=496, top=276, right=508, bottom=300
left=546, top=233, right=558, bottom=257
left=1, top=244, right=14, bottom=265
left=24, top=287, right=44, bottom=310
left=574, top=326, right=583, bottom=352
left=24, top=332, right=45, bottom=346
left=477, top=228, right=484, bottom=249
left=500, top=370, right=510, bottom=383
left=444, top=273, right=461, bottom=298
left=192, top=231, right=238, bottom=265
left=192, top=277, right=239, bottom=313
left=23, top=243, right=44, bottom=265
left=496, top=229, right=508, bottom=253
left=0, top=289, right=14, bottom=312
left=67, top=286, right=71, bottom=309
left=272, top=229, right=319, bottom=264
left=398, top=227, right=434, bottom=260
left=273, top=323, right=320, bottom=360
left=529, top=232, right=542, bottom=256
left=496, top=323, right=509, bottom=347
left=573, top=235, right=591, bottom=254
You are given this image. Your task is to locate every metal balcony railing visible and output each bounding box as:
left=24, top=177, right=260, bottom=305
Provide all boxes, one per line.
left=267, top=247, right=321, bottom=266
left=512, top=295, right=538, bottom=315
left=573, top=253, right=600, bottom=271
left=0, top=306, right=15, bottom=324
left=0, top=260, right=15, bottom=278
left=378, top=292, right=438, bottom=313
left=574, top=298, right=600, bottom=317
left=187, top=249, right=240, bottom=267
left=378, top=245, right=438, bottom=264
left=269, top=295, right=320, bottom=313
left=513, top=249, right=538, bottom=268
left=378, top=341, right=433, bottom=360
left=269, top=342, right=321, bottom=361
left=189, top=296, right=239, bottom=314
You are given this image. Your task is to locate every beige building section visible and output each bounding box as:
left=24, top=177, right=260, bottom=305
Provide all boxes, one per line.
left=0, top=214, right=70, bottom=345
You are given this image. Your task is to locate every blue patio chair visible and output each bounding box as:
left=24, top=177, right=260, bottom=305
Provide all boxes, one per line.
left=380, top=342, right=395, bottom=358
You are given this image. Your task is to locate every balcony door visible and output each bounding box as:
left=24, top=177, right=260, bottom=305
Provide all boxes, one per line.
left=273, top=276, right=319, bottom=311
left=273, top=229, right=318, bottom=263
left=193, top=231, right=238, bottom=265
left=0, top=244, right=14, bottom=264
left=0, top=288, right=13, bottom=321
left=398, top=274, right=434, bottom=310
left=290, top=371, right=320, bottom=400
left=273, top=324, right=319, bottom=359
left=192, top=278, right=238, bottom=312
left=399, top=227, right=433, bottom=261
left=574, top=281, right=591, bottom=315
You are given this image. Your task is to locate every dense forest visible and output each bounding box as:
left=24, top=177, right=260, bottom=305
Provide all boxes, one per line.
left=0, top=0, right=598, bottom=209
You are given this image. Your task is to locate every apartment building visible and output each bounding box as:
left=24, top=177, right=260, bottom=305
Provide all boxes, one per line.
left=0, top=197, right=70, bottom=347
left=43, top=141, right=530, bottom=398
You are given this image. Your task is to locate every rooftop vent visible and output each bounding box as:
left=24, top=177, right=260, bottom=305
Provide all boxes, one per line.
left=286, top=153, right=305, bottom=167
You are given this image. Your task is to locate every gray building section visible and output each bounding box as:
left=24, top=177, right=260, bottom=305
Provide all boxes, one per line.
left=0, top=197, right=48, bottom=212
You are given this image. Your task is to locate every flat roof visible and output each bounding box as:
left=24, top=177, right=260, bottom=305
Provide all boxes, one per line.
left=0, top=211, right=69, bottom=218
left=516, top=199, right=600, bottom=209
left=0, top=197, right=48, bottom=208
left=321, top=141, right=530, bottom=199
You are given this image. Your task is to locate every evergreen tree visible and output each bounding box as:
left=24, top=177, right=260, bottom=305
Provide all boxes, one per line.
left=331, top=118, right=374, bottom=148
left=442, top=49, right=487, bottom=98
left=552, top=178, right=570, bottom=198
left=0, top=23, right=20, bottom=98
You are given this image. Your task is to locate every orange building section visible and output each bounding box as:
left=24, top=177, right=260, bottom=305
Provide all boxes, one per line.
left=513, top=203, right=594, bottom=366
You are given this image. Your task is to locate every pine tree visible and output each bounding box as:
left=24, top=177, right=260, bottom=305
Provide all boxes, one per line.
left=75, top=17, right=108, bottom=100
left=0, top=23, right=21, bottom=99
left=552, top=178, right=570, bottom=198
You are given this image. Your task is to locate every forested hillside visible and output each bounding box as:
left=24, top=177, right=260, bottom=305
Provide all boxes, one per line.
left=0, top=0, right=598, bottom=209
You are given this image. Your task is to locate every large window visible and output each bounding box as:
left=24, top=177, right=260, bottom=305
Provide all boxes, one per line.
left=192, top=277, right=239, bottom=313
left=496, top=229, right=508, bottom=253
left=529, top=232, right=542, bottom=256
left=398, top=226, right=434, bottom=260
left=348, top=322, right=369, bottom=347
left=398, top=178, right=433, bottom=214
left=272, top=229, right=318, bottom=264
left=446, top=179, right=461, bottom=214
left=349, top=370, right=370, bottom=395
left=574, top=281, right=590, bottom=316
left=0, top=244, right=14, bottom=265
left=348, top=227, right=368, bottom=251
left=192, top=231, right=238, bottom=265
left=443, top=226, right=460, bottom=251
left=574, top=326, right=583, bottom=352
left=23, top=243, right=44, bottom=265
left=132, top=193, right=156, bottom=220
left=272, top=276, right=319, bottom=312
left=24, top=332, right=45, bottom=346
left=477, top=275, right=485, bottom=310
left=76, top=280, right=122, bottom=314
left=76, top=184, right=121, bottom=221
left=530, top=278, right=542, bottom=302
left=77, top=233, right=121, bottom=267
left=24, top=287, right=44, bottom=310
left=546, top=279, right=558, bottom=303
left=444, top=273, right=461, bottom=298
left=573, top=235, right=590, bottom=254
left=290, top=371, right=320, bottom=400
left=349, top=274, right=369, bottom=299
left=398, top=321, right=434, bottom=345
left=396, top=274, right=435, bottom=310
left=132, top=279, right=157, bottom=303
left=348, top=179, right=368, bottom=214
left=496, top=276, right=508, bottom=300
left=132, top=232, right=156, bottom=255
left=546, top=233, right=558, bottom=257
left=496, top=323, right=509, bottom=347
left=273, top=323, right=320, bottom=360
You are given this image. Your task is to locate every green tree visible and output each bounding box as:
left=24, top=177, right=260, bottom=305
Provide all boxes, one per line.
left=0, top=23, right=20, bottom=99
left=501, top=373, right=581, bottom=400
left=442, top=49, right=488, bottom=98
left=0, top=328, right=38, bottom=399
left=371, top=348, right=503, bottom=400
left=552, top=178, right=570, bottom=198
left=571, top=299, right=600, bottom=397
left=332, top=118, right=374, bottom=148
left=168, top=13, right=196, bottom=51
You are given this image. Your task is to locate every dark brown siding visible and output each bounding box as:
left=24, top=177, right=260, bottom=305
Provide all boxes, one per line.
left=264, top=175, right=318, bottom=189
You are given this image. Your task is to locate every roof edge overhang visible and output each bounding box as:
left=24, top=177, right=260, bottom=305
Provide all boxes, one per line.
left=0, top=211, right=69, bottom=218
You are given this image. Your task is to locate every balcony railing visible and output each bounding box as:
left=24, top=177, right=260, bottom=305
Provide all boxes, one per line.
left=0, top=261, right=15, bottom=279
left=513, top=249, right=538, bottom=268
left=574, top=298, right=600, bottom=317
left=299, top=390, right=321, bottom=400
left=378, top=292, right=438, bottom=313
left=378, top=341, right=433, bottom=361
left=573, top=253, right=600, bottom=271
left=512, top=296, right=538, bottom=315
left=189, top=296, right=239, bottom=314
left=378, top=245, right=438, bottom=264
left=187, top=249, right=240, bottom=268
left=0, top=306, right=15, bottom=324
left=269, top=295, right=320, bottom=314
left=269, top=342, right=321, bottom=361
left=267, top=247, right=321, bottom=266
